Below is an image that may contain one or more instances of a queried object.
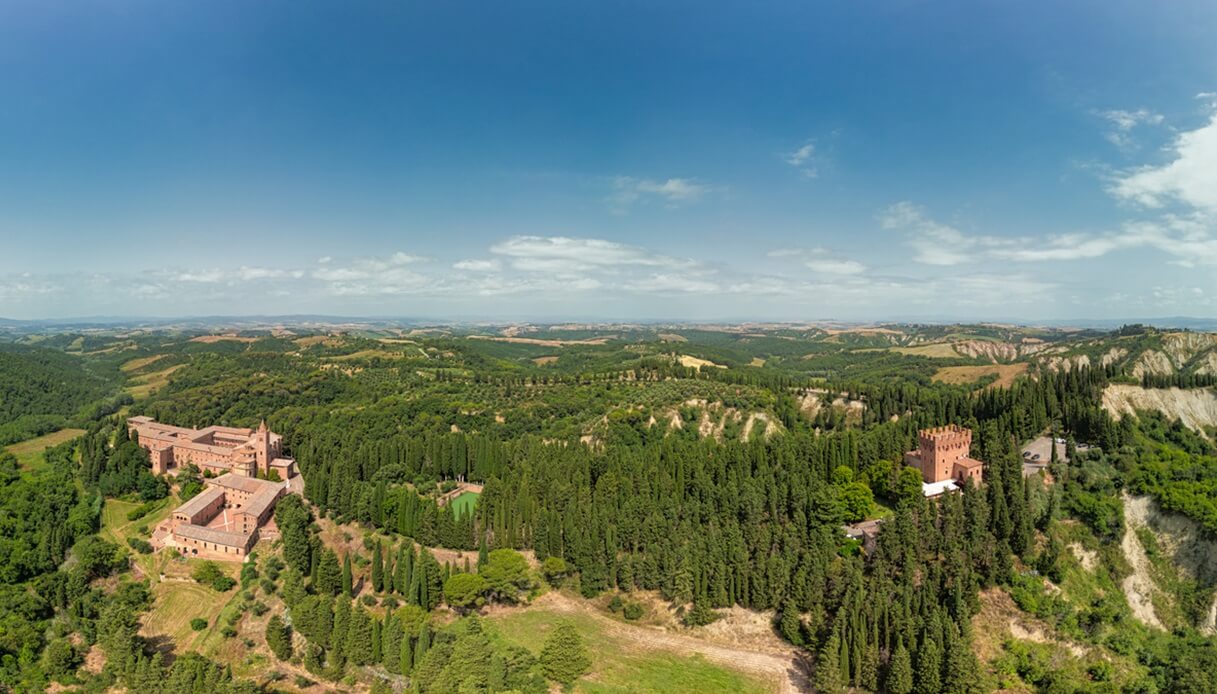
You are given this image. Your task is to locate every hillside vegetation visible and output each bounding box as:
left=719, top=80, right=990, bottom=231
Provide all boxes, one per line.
left=4, top=322, right=1217, bottom=693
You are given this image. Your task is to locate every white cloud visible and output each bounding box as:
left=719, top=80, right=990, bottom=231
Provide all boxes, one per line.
left=879, top=202, right=1009, bottom=266
left=490, top=235, right=693, bottom=274
left=1110, top=110, right=1217, bottom=213
left=626, top=273, right=720, bottom=293
left=766, top=248, right=805, bottom=258
left=783, top=141, right=819, bottom=178
left=312, top=251, right=430, bottom=295
left=609, top=176, right=712, bottom=210
left=805, top=257, right=866, bottom=275
left=0, top=275, right=61, bottom=300
left=1097, top=108, right=1164, bottom=151
left=806, top=258, right=866, bottom=275
left=453, top=259, right=501, bottom=272
left=175, top=270, right=227, bottom=283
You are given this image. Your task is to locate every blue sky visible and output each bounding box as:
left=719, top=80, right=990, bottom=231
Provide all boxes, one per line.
left=2, top=1, right=1216, bottom=321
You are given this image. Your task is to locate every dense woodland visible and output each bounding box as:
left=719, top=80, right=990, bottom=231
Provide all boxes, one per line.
left=3, top=326, right=1217, bottom=692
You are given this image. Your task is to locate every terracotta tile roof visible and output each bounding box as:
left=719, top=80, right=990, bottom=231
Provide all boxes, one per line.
left=174, top=486, right=224, bottom=518
left=174, top=523, right=252, bottom=548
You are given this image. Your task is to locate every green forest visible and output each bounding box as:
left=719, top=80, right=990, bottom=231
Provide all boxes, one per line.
left=3, top=324, right=1217, bottom=693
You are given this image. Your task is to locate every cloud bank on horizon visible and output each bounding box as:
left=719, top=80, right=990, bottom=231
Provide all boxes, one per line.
left=1, top=2, right=1216, bottom=321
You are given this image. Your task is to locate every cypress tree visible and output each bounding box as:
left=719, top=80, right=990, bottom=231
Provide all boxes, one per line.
left=371, top=542, right=384, bottom=593
left=414, top=623, right=430, bottom=668
left=887, top=637, right=913, bottom=694
left=342, top=553, right=353, bottom=599
left=814, top=626, right=845, bottom=694
left=915, top=636, right=942, bottom=694
left=399, top=630, right=414, bottom=675
left=779, top=599, right=803, bottom=646
left=382, top=615, right=402, bottom=674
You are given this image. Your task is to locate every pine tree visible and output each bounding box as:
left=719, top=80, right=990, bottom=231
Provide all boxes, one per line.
left=887, top=637, right=913, bottom=694
left=345, top=606, right=375, bottom=666
left=315, top=549, right=342, bottom=596
left=540, top=622, right=591, bottom=686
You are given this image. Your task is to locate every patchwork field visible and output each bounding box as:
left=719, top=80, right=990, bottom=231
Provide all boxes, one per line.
left=5, top=428, right=85, bottom=471
left=125, top=364, right=185, bottom=399
left=933, top=363, right=1029, bottom=388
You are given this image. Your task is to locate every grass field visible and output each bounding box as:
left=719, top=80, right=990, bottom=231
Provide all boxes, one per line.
left=933, top=363, right=1029, bottom=389
left=99, top=496, right=174, bottom=545
left=450, top=491, right=480, bottom=516
left=487, top=604, right=770, bottom=694
left=120, top=354, right=167, bottom=372
left=5, top=428, right=85, bottom=471
left=140, top=554, right=243, bottom=653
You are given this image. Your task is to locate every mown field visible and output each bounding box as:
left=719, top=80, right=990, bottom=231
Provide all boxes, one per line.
left=933, top=363, right=1029, bottom=389
left=4, top=427, right=85, bottom=471
left=487, top=600, right=772, bottom=694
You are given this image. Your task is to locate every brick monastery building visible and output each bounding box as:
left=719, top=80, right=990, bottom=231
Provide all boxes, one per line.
left=904, top=424, right=985, bottom=497
left=129, top=416, right=298, bottom=560
left=127, top=415, right=297, bottom=479
left=160, top=473, right=285, bottom=558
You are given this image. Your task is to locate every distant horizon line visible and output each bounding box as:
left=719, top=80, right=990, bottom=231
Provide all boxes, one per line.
left=2, top=313, right=1216, bottom=331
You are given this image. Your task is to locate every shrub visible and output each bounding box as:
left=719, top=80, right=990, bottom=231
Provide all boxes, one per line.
left=212, top=576, right=237, bottom=592
left=127, top=537, right=154, bottom=554
left=623, top=602, right=644, bottom=621
left=190, top=618, right=209, bottom=631
left=260, top=578, right=278, bottom=595
left=220, top=626, right=237, bottom=638
left=608, top=595, right=623, bottom=613
left=361, top=594, right=377, bottom=606
left=126, top=502, right=157, bottom=521
left=191, top=561, right=224, bottom=585
left=542, top=556, right=570, bottom=585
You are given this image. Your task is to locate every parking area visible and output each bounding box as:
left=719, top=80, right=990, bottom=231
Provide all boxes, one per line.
left=1021, top=436, right=1066, bottom=477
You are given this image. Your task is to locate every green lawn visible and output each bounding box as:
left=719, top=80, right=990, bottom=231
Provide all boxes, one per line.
left=450, top=491, right=480, bottom=516
left=487, top=605, right=770, bottom=694
left=5, top=428, right=85, bottom=472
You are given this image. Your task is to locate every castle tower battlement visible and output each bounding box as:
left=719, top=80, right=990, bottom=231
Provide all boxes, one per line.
left=903, top=424, right=984, bottom=495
